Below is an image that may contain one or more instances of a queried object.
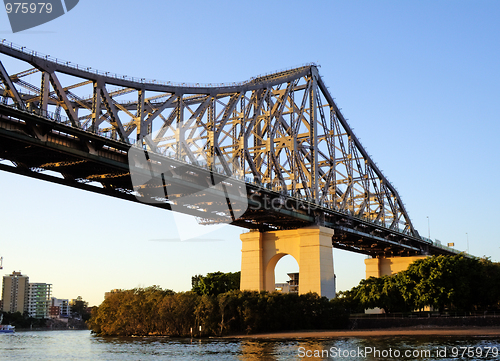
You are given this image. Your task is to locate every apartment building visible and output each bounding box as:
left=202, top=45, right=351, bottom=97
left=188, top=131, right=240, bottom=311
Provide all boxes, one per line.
left=1, top=271, right=29, bottom=313
left=27, top=283, right=52, bottom=319
left=50, top=297, right=70, bottom=318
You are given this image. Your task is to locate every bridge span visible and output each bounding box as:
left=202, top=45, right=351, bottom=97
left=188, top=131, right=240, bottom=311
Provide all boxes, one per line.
left=0, top=40, right=462, bottom=297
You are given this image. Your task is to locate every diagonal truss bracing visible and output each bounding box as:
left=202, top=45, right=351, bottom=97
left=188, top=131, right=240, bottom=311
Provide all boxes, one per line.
left=0, top=40, right=417, bottom=238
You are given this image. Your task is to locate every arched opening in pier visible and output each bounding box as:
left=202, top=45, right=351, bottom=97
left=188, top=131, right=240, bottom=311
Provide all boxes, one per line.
left=273, top=254, right=299, bottom=293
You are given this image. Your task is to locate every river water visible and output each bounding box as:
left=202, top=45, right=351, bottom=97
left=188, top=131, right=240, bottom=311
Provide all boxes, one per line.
left=0, top=330, right=499, bottom=360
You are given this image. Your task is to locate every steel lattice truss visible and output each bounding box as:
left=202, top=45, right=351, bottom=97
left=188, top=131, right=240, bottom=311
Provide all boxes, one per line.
left=0, top=40, right=417, bottom=238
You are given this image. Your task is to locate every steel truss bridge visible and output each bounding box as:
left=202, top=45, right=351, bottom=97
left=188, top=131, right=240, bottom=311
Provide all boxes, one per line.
left=0, top=40, right=458, bottom=258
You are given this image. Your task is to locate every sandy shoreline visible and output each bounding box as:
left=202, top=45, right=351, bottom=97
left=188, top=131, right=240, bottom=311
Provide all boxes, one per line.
left=226, top=327, right=500, bottom=339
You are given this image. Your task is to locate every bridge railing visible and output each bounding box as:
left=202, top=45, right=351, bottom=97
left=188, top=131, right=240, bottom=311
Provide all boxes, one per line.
left=416, top=235, right=469, bottom=256
left=1, top=39, right=315, bottom=90
left=430, top=239, right=467, bottom=256
left=0, top=95, right=137, bottom=145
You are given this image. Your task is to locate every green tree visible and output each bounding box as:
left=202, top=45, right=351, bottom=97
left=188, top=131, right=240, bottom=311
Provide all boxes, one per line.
left=157, top=292, right=200, bottom=336
left=71, top=296, right=92, bottom=321
left=352, top=277, right=384, bottom=310
left=337, top=254, right=496, bottom=314
left=192, top=271, right=240, bottom=296
left=478, top=258, right=500, bottom=309
left=379, top=274, right=409, bottom=313
left=194, top=294, right=219, bottom=335
left=335, top=289, right=364, bottom=314
left=399, top=254, right=483, bottom=312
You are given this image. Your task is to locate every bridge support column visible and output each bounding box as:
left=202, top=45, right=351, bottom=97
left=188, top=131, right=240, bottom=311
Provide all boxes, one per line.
left=240, top=225, right=335, bottom=299
left=365, top=255, right=427, bottom=278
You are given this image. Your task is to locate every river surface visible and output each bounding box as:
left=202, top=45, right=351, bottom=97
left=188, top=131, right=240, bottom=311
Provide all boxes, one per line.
left=0, top=330, right=499, bottom=360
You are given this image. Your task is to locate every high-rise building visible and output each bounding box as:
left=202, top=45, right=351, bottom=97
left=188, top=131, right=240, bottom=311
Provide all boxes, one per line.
left=27, top=283, right=52, bottom=319
left=1, top=271, right=29, bottom=313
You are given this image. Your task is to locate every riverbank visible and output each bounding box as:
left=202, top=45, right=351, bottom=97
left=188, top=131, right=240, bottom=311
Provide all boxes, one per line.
left=228, top=326, right=500, bottom=339
left=348, top=314, right=500, bottom=330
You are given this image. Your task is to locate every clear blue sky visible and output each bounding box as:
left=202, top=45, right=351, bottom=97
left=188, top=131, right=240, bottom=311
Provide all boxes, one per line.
left=0, top=1, right=499, bottom=306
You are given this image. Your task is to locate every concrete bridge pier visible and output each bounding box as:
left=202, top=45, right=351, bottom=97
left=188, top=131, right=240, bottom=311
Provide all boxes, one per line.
left=240, top=225, right=335, bottom=299
left=364, top=255, right=427, bottom=278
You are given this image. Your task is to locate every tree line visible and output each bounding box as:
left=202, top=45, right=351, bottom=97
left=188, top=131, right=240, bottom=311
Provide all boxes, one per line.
left=338, top=254, right=500, bottom=314
left=1, top=311, right=46, bottom=329
left=88, top=286, right=348, bottom=337
left=88, top=255, right=500, bottom=336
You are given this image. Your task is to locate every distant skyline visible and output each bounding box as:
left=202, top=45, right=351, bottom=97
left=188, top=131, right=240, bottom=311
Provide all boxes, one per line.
left=0, top=1, right=499, bottom=306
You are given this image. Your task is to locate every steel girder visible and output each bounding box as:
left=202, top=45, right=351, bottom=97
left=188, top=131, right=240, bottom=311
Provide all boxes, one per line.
left=0, top=40, right=418, bottom=239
